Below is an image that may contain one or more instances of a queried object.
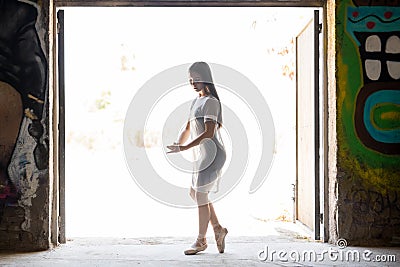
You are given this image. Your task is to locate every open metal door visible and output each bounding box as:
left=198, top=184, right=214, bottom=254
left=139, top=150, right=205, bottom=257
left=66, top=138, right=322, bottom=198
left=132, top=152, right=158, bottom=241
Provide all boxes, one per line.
left=57, top=9, right=66, bottom=244
left=295, top=10, right=321, bottom=240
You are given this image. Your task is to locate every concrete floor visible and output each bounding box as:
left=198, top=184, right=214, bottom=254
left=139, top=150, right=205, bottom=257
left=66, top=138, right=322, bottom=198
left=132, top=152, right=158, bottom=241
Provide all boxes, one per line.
left=1, top=222, right=399, bottom=266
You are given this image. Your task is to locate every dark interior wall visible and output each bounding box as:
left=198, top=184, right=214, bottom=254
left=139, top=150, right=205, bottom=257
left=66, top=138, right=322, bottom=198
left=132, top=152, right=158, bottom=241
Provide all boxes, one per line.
left=1, top=0, right=398, bottom=252
left=0, top=0, right=51, bottom=251
left=336, top=0, right=400, bottom=246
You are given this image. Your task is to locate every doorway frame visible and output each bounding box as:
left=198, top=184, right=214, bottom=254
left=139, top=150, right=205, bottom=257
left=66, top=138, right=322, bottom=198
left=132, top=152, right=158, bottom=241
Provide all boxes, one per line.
left=51, top=0, right=333, bottom=245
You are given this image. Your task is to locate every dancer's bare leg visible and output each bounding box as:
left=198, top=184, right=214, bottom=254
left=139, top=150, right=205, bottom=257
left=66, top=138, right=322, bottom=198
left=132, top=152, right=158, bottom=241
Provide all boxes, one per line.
left=184, top=189, right=209, bottom=255
left=209, top=203, right=222, bottom=232
left=195, top=191, right=210, bottom=242
left=190, top=187, right=222, bottom=232
left=186, top=187, right=227, bottom=254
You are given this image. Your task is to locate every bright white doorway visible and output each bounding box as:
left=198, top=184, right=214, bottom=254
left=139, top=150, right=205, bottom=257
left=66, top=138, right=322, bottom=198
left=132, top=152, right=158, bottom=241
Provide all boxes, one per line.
left=63, top=7, right=318, bottom=238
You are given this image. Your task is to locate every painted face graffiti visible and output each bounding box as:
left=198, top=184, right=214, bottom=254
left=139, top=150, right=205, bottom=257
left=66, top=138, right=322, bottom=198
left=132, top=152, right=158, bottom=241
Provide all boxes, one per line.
left=346, top=6, right=400, bottom=155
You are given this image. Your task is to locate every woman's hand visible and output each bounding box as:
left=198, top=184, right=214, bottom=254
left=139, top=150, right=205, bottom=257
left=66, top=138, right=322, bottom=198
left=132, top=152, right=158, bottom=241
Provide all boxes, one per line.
left=166, top=143, right=187, bottom=153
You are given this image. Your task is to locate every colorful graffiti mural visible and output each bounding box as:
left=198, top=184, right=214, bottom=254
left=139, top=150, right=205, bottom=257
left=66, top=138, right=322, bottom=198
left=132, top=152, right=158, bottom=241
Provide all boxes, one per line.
left=337, top=0, right=400, bottom=192
left=336, top=0, right=400, bottom=244
left=347, top=6, right=400, bottom=154
left=0, top=0, right=48, bottom=220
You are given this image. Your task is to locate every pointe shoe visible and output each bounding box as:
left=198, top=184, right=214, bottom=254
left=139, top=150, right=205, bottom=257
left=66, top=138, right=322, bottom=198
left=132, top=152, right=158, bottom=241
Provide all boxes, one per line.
left=215, top=227, right=228, bottom=253
left=184, top=239, right=208, bottom=255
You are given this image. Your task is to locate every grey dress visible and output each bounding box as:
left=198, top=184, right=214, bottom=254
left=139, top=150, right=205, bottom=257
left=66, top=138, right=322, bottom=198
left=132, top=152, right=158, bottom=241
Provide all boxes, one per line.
left=189, top=95, right=226, bottom=193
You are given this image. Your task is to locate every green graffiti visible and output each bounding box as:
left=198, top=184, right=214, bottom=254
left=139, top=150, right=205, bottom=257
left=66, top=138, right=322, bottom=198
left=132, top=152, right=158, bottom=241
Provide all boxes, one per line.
left=337, top=0, right=400, bottom=190
left=372, top=103, right=400, bottom=130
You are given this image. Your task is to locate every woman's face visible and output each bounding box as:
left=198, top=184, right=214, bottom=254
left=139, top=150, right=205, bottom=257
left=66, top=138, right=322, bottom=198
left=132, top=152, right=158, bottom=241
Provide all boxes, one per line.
left=189, top=71, right=205, bottom=93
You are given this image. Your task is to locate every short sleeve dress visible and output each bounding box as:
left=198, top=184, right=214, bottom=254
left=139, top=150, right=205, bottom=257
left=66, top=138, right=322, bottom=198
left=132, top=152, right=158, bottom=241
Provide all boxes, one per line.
left=189, top=95, right=226, bottom=193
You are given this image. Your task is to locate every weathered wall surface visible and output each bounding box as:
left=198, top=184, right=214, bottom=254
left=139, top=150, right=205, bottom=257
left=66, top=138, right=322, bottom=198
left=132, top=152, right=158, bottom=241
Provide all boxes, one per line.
left=0, top=0, right=50, bottom=251
left=336, top=0, right=400, bottom=245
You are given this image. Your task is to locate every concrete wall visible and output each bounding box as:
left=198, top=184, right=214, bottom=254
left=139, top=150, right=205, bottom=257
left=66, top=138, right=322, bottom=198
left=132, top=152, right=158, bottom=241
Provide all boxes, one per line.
left=336, top=0, right=400, bottom=245
left=0, top=0, right=51, bottom=251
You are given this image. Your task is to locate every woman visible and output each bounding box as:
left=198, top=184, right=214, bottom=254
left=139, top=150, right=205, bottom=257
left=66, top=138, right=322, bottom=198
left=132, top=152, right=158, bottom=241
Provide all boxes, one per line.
left=167, top=62, right=228, bottom=255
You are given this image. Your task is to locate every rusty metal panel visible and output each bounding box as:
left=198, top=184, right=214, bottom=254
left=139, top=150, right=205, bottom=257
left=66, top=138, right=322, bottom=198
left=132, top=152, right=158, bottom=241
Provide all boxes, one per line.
left=312, top=10, right=320, bottom=241
left=57, top=9, right=66, bottom=244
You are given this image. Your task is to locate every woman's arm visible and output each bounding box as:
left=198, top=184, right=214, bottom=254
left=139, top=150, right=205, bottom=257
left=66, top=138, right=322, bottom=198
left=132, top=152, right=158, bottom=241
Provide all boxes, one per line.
left=183, top=121, right=215, bottom=150
left=167, top=121, right=216, bottom=153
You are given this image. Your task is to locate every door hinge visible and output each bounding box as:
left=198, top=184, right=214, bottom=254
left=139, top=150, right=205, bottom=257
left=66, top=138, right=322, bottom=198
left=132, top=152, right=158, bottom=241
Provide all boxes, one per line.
left=320, top=213, right=323, bottom=224
left=318, top=23, right=322, bottom=34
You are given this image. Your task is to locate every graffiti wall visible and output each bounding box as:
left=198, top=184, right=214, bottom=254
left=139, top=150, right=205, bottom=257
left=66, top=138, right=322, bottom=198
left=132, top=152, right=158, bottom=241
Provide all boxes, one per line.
left=0, top=0, right=50, bottom=250
left=337, top=0, right=400, bottom=244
